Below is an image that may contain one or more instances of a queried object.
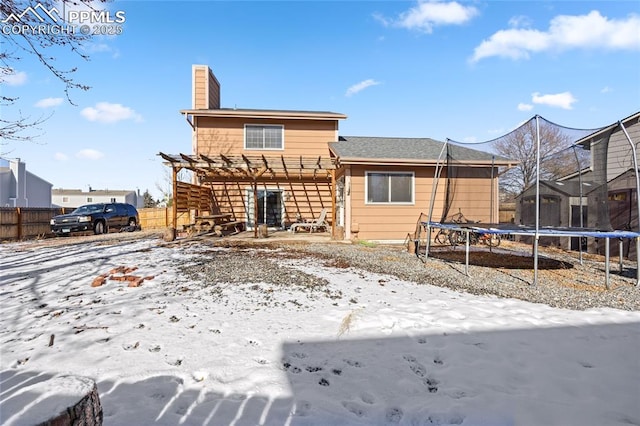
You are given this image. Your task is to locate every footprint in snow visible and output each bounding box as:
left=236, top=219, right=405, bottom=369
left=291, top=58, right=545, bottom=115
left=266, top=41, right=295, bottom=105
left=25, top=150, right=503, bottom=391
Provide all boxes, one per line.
left=360, top=393, right=375, bottom=405
left=122, top=342, right=139, bottom=351
left=282, top=361, right=301, bottom=374
left=342, top=401, right=365, bottom=418
left=344, top=359, right=363, bottom=368
left=404, top=354, right=439, bottom=393
left=386, top=407, right=404, bottom=424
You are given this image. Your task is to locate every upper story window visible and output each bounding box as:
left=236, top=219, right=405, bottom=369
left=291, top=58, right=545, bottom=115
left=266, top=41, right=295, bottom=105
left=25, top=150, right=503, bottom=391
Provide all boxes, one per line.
left=245, top=124, right=284, bottom=150
left=62, top=197, right=69, bottom=203
left=110, top=198, right=117, bottom=203
left=366, top=171, right=414, bottom=204
left=87, top=197, right=93, bottom=202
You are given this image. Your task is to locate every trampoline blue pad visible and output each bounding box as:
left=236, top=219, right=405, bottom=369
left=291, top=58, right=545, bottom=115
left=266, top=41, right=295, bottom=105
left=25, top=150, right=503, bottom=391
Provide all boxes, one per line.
left=423, top=222, right=640, bottom=239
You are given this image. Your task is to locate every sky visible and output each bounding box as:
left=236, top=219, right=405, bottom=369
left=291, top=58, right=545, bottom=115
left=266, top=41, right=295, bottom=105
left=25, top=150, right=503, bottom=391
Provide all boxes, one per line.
left=1, top=0, right=639, bottom=202
left=1, top=235, right=640, bottom=425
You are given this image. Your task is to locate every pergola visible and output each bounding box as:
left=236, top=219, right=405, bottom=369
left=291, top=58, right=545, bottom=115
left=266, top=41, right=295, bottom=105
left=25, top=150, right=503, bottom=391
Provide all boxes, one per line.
left=158, top=152, right=338, bottom=237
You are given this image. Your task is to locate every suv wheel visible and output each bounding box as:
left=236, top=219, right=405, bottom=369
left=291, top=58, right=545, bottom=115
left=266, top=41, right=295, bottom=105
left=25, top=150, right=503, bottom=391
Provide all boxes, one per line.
left=94, top=221, right=106, bottom=235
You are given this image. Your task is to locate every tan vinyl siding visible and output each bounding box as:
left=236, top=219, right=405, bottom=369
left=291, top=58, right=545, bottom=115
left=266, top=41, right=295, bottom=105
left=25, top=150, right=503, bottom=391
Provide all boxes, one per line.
left=195, top=117, right=338, bottom=157
left=349, top=165, right=442, bottom=241
left=193, top=67, right=207, bottom=109
left=192, top=65, right=221, bottom=109
left=348, top=165, right=497, bottom=241
left=208, top=70, right=220, bottom=109
left=443, top=167, right=498, bottom=223
left=607, top=120, right=640, bottom=181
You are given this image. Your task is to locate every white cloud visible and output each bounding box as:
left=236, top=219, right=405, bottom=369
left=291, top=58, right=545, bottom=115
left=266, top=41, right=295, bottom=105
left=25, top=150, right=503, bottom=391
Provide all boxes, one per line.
left=601, top=86, right=612, bottom=93
left=471, top=10, right=640, bottom=62
left=508, top=15, right=533, bottom=29
left=518, top=103, right=534, bottom=111
left=35, top=97, right=64, bottom=108
left=54, top=152, right=69, bottom=161
left=80, top=102, right=142, bottom=123
left=1, top=70, right=27, bottom=86
left=376, top=0, right=478, bottom=33
left=532, top=91, right=577, bottom=110
left=345, top=79, right=381, bottom=97
left=83, top=42, right=121, bottom=59
left=76, top=149, right=104, bottom=160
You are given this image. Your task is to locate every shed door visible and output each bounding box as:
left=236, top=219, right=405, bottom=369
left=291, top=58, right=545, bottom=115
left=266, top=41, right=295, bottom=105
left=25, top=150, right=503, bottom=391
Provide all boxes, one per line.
left=521, top=195, right=560, bottom=226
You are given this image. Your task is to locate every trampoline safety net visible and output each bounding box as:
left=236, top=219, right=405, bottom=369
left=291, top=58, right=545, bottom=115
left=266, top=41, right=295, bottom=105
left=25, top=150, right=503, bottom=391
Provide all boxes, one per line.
left=433, top=114, right=640, bottom=258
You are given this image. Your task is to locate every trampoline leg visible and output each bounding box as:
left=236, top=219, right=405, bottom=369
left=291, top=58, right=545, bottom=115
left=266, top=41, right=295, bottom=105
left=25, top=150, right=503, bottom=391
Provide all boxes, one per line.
left=605, top=238, right=610, bottom=290
left=533, top=237, right=539, bottom=286
left=465, top=230, right=470, bottom=277
left=619, top=239, right=624, bottom=273
left=424, top=224, right=430, bottom=261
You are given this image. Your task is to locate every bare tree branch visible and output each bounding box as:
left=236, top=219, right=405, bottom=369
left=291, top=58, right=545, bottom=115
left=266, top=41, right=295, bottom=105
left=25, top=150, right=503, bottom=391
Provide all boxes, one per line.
left=1, top=0, right=108, bottom=142
left=493, top=119, right=586, bottom=197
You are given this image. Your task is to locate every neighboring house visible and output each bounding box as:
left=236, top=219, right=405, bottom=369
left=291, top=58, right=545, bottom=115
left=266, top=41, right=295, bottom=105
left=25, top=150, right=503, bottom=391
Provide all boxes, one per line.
left=161, top=65, right=513, bottom=242
left=52, top=188, right=142, bottom=209
left=574, top=111, right=640, bottom=258
left=0, top=158, right=52, bottom=207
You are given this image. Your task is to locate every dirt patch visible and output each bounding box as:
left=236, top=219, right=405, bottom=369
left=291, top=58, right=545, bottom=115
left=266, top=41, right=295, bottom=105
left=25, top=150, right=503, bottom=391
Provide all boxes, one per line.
left=427, top=248, right=574, bottom=270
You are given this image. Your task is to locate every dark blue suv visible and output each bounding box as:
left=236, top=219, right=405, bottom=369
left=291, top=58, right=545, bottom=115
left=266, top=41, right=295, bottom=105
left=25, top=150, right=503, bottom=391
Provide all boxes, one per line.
left=50, top=203, right=140, bottom=236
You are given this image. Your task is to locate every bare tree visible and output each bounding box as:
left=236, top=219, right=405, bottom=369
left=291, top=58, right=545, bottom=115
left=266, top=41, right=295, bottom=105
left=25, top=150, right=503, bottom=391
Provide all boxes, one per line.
left=156, top=167, right=193, bottom=207
left=494, top=119, right=588, bottom=196
left=1, top=0, right=107, bottom=143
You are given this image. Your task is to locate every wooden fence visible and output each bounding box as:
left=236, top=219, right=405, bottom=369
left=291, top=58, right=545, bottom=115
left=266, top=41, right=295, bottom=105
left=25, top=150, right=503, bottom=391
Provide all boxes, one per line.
left=0, top=207, right=73, bottom=240
left=137, top=208, right=191, bottom=230
left=0, top=207, right=191, bottom=241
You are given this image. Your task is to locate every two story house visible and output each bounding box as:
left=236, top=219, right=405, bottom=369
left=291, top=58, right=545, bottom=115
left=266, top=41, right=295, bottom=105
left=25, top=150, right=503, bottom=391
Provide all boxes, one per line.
left=161, top=65, right=511, bottom=242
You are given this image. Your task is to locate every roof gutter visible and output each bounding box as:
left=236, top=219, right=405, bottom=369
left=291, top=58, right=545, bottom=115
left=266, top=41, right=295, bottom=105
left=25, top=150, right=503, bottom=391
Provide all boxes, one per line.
left=180, top=109, right=347, bottom=121
left=336, top=157, right=516, bottom=167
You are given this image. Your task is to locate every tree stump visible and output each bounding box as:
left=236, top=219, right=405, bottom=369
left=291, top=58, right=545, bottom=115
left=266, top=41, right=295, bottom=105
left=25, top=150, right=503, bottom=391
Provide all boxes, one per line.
left=3, top=375, right=103, bottom=426
left=163, top=227, right=176, bottom=242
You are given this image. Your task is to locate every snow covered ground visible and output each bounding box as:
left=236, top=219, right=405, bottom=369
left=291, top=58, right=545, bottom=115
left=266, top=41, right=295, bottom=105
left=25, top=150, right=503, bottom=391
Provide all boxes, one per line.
left=1, top=236, right=639, bottom=425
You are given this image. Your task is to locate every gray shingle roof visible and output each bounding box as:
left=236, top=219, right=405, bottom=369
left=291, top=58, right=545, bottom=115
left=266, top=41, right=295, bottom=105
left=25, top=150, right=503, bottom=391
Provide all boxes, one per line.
left=329, top=136, right=510, bottom=164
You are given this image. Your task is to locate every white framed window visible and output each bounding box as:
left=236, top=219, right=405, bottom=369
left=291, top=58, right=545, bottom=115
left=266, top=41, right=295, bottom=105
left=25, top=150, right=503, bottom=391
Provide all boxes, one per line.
left=87, top=197, right=93, bottom=202
left=244, top=124, right=284, bottom=150
left=365, top=171, right=414, bottom=204
left=110, top=198, right=117, bottom=203
left=62, top=197, right=69, bottom=203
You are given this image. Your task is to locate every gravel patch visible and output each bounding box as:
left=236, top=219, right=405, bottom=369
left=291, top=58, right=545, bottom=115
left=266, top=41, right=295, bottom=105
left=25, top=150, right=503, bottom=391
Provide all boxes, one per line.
left=181, top=239, right=640, bottom=312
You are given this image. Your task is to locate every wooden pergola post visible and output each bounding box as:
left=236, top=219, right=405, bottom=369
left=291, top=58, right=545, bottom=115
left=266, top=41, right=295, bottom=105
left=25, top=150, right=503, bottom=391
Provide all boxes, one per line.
left=330, top=169, right=336, bottom=238
left=253, top=179, right=258, bottom=238
left=172, top=166, right=178, bottom=230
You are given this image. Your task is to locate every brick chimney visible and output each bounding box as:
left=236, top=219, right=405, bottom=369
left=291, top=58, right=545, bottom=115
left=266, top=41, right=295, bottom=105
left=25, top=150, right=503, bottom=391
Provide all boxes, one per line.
left=192, top=65, right=220, bottom=109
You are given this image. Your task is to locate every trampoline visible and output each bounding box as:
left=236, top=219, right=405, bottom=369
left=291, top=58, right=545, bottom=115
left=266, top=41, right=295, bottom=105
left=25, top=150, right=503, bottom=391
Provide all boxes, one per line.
left=421, top=113, right=640, bottom=288
left=418, top=221, right=640, bottom=289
